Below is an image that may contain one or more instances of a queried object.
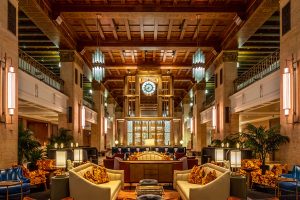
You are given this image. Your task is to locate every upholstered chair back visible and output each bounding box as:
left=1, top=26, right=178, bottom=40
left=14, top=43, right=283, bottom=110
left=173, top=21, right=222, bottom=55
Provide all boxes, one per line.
left=292, top=165, right=300, bottom=179
left=136, top=152, right=164, bottom=160
left=114, top=157, right=123, bottom=170
left=179, top=157, right=188, bottom=170
left=0, top=166, right=23, bottom=181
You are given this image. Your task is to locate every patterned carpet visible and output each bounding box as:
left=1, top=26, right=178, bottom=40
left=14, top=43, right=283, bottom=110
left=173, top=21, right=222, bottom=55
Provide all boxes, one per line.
left=117, top=190, right=180, bottom=200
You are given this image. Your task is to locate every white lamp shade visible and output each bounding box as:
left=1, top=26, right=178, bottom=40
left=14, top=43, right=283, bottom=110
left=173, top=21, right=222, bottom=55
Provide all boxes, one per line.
left=56, top=151, right=67, bottom=168
left=283, top=67, right=291, bottom=115
left=81, top=106, right=86, bottom=129
left=230, top=150, right=242, bottom=168
left=7, top=66, right=16, bottom=115
left=215, top=148, right=224, bottom=162
left=212, top=106, right=217, bottom=129
left=144, top=139, right=155, bottom=146
left=74, top=149, right=83, bottom=163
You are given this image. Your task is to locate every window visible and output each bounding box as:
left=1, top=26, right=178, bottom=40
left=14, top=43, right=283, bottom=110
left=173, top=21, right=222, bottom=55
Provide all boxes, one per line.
left=80, top=73, right=83, bottom=88
left=215, top=73, right=218, bottom=88
left=282, top=1, right=291, bottom=36
left=7, top=1, right=16, bottom=35
left=220, top=68, right=223, bottom=85
left=75, top=69, right=78, bottom=85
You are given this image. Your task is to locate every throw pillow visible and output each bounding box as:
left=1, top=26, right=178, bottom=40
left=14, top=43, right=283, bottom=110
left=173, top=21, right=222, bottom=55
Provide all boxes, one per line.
left=202, top=170, right=217, bottom=185
left=83, top=166, right=109, bottom=184
left=188, top=166, right=205, bottom=184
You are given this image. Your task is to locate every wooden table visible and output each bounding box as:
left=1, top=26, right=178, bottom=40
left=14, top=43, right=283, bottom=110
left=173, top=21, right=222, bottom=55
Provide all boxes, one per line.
left=0, top=180, right=23, bottom=200
left=118, top=189, right=180, bottom=200
left=276, top=177, right=298, bottom=200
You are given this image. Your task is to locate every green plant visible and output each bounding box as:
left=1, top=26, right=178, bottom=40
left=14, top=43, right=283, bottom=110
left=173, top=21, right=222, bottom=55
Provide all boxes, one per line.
left=241, top=123, right=289, bottom=174
left=211, top=139, right=222, bottom=147
left=222, top=133, right=241, bottom=148
left=18, top=127, right=41, bottom=164
left=27, top=148, right=44, bottom=170
left=48, top=128, right=74, bottom=148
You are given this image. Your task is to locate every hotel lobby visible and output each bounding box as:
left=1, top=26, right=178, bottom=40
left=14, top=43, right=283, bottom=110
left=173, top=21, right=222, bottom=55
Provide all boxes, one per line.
left=0, top=0, right=300, bottom=199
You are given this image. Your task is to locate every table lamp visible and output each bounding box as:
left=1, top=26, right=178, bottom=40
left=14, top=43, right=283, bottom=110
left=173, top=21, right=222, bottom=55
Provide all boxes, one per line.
left=230, top=150, right=242, bottom=172
left=74, top=148, right=83, bottom=164
left=215, top=148, right=224, bottom=162
left=56, top=150, right=67, bottom=176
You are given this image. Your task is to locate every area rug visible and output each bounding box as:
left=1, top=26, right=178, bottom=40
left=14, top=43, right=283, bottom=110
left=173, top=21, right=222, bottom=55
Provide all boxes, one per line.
left=117, top=189, right=180, bottom=200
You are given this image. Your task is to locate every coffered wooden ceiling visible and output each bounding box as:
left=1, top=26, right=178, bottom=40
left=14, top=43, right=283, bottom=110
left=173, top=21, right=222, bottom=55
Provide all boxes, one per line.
left=19, top=0, right=279, bottom=107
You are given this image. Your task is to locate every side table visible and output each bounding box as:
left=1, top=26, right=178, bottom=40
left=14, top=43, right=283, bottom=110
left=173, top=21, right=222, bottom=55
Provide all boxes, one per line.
left=0, top=181, right=23, bottom=200
left=230, top=175, right=247, bottom=199
left=276, top=177, right=298, bottom=200
left=51, top=175, right=70, bottom=200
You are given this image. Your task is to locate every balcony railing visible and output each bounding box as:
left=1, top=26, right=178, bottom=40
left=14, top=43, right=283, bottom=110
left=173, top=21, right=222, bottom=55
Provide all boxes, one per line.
left=19, top=49, right=64, bottom=92
left=201, top=94, right=215, bottom=111
left=234, top=49, right=280, bottom=93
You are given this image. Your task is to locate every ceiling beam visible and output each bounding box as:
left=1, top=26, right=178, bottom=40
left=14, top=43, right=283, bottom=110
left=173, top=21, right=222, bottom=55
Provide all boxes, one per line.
left=193, top=19, right=202, bottom=40
left=131, top=50, right=135, bottom=63
left=162, top=50, right=167, bottom=63
left=119, top=50, right=126, bottom=63
left=80, top=20, right=93, bottom=40
left=53, top=4, right=246, bottom=14
left=108, top=50, right=115, bottom=63
left=172, top=50, right=178, bottom=63
left=96, top=18, right=106, bottom=40
left=154, top=19, right=158, bottom=41
left=156, top=0, right=160, bottom=5
left=205, top=20, right=217, bottom=40
left=179, top=19, right=188, bottom=40
left=183, top=50, right=190, bottom=63
left=110, top=19, right=119, bottom=40
left=167, top=19, right=173, bottom=40
left=124, top=19, right=131, bottom=40
left=140, top=19, right=144, bottom=41
left=153, top=51, right=156, bottom=62
left=104, top=65, right=192, bottom=69
left=80, top=40, right=218, bottom=50
left=142, top=51, right=146, bottom=62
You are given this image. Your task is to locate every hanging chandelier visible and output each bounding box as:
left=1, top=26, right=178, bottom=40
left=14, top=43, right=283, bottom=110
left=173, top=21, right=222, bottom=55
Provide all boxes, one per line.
left=192, top=15, right=205, bottom=83
left=92, top=15, right=105, bottom=83
left=92, top=48, right=105, bottom=82
left=192, top=48, right=205, bottom=83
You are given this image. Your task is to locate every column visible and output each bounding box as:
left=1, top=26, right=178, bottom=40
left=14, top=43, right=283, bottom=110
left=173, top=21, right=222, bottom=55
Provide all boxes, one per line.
left=106, top=97, right=116, bottom=149
left=214, top=50, right=239, bottom=140
left=192, top=81, right=206, bottom=152
left=58, top=50, right=84, bottom=145
left=182, top=97, right=192, bottom=148
left=277, top=0, right=300, bottom=167
left=91, top=81, right=105, bottom=151
left=0, top=0, right=18, bottom=168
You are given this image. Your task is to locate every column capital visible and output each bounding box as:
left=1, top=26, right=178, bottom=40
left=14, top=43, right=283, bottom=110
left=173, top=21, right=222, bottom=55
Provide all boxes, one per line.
left=59, top=50, right=85, bottom=69
left=214, top=50, right=238, bottom=66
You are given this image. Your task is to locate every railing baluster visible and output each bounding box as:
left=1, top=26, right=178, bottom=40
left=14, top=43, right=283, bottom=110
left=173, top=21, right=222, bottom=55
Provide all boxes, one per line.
left=234, top=49, right=279, bottom=92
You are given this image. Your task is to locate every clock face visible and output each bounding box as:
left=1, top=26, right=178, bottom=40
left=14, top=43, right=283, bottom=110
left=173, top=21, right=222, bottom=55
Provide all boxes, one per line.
left=142, top=81, right=156, bottom=95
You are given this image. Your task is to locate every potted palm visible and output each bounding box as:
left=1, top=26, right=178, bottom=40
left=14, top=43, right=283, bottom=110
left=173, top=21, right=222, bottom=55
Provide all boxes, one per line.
left=48, top=128, right=74, bottom=148
left=241, top=123, right=289, bottom=174
left=18, top=127, right=41, bottom=165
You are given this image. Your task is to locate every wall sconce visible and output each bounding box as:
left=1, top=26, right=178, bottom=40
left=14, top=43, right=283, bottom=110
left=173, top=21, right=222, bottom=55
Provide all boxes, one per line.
left=1, top=53, right=15, bottom=125
left=104, top=117, right=108, bottom=134
left=115, top=140, right=119, bottom=146
left=7, top=66, right=16, bottom=116
left=212, top=106, right=217, bottom=129
left=180, top=140, right=184, bottom=146
left=283, top=67, right=291, bottom=116
left=81, top=106, right=85, bottom=129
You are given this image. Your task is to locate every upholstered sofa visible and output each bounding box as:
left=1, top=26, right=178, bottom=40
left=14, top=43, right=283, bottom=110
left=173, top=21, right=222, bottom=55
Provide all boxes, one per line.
left=0, top=166, right=30, bottom=199
left=173, top=163, right=230, bottom=200
left=279, top=165, right=300, bottom=192
left=69, top=162, right=124, bottom=200
left=129, top=151, right=170, bottom=160
left=251, top=164, right=288, bottom=188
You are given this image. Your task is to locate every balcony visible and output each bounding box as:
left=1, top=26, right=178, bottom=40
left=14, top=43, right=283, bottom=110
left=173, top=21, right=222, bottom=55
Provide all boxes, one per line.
left=234, top=50, right=279, bottom=93
left=19, top=50, right=64, bottom=92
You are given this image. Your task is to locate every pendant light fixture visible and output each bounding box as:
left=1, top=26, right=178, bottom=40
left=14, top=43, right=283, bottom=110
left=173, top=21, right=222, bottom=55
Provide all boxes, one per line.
left=92, top=15, right=105, bottom=82
left=192, top=15, right=205, bottom=83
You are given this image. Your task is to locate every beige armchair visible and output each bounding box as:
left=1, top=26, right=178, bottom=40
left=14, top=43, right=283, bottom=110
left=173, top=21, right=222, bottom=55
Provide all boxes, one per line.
left=69, top=162, right=124, bottom=200
left=173, top=163, right=230, bottom=200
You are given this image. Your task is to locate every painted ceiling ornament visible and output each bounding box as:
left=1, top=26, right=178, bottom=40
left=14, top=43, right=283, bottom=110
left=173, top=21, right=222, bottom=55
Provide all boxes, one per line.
left=142, top=81, right=156, bottom=95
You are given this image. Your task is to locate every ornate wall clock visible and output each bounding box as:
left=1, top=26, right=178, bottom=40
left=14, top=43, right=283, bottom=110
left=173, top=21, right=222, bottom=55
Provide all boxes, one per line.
left=142, top=81, right=156, bottom=95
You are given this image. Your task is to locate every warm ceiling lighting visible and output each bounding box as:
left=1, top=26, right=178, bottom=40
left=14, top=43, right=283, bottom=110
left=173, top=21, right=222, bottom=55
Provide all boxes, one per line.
left=283, top=67, right=291, bottom=116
